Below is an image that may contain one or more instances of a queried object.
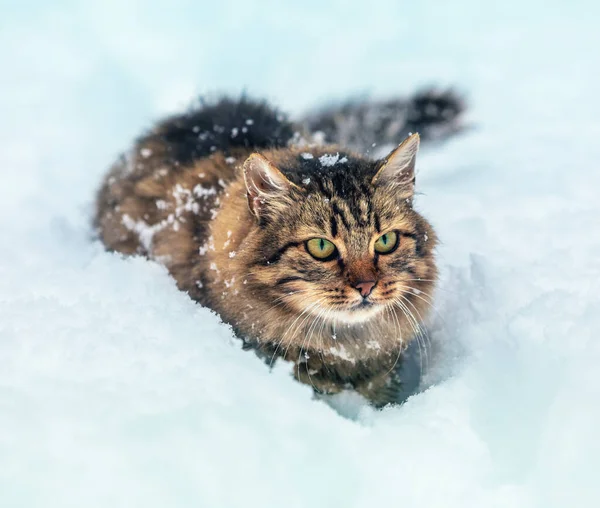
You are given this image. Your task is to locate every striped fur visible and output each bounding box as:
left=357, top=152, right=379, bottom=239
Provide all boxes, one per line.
left=95, top=96, right=450, bottom=407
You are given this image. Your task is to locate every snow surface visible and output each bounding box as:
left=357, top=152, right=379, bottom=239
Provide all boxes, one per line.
left=2, top=1, right=600, bottom=507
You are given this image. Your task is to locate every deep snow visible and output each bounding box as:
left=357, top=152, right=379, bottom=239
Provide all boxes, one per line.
left=1, top=1, right=600, bottom=507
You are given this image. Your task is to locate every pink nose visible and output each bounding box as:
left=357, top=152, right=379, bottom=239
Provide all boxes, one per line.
left=354, top=280, right=376, bottom=298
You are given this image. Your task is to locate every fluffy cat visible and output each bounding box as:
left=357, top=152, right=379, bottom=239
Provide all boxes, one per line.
left=95, top=92, right=463, bottom=406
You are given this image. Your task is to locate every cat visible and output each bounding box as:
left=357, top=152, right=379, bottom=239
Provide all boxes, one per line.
left=95, top=91, right=464, bottom=407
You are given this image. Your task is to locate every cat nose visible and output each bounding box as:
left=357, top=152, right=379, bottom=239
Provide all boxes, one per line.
left=354, top=280, right=376, bottom=298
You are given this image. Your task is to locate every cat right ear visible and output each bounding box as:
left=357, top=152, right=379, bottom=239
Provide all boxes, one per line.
left=371, top=133, right=420, bottom=197
left=243, top=153, right=297, bottom=218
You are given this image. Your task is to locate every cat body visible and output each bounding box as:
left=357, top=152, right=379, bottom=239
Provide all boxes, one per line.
left=96, top=94, right=462, bottom=406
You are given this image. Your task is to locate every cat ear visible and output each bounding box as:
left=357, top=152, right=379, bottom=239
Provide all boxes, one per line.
left=371, top=133, right=420, bottom=194
left=243, top=153, right=297, bottom=218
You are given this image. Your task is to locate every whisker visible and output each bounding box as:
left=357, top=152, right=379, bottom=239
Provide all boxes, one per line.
left=382, top=303, right=405, bottom=382
left=395, top=284, right=448, bottom=330
left=300, top=306, right=330, bottom=390
left=390, top=298, right=421, bottom=375
left=280, top=298, right=326, bottom=365
left=396, top=293, right=432, bottom=371
left=269, top=299, right=323, bottom=367
left=398, top=279, right=458, bottom=296
left=318, top=307, right=333, bottom=362
left=392, top=297, right=429, bottom=373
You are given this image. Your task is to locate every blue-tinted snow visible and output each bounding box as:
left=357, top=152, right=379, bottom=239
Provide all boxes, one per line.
left=1, top=1, right=600, bottom=506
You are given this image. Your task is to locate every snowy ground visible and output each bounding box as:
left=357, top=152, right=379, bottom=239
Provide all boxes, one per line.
left=1, top=1, right=600, bottom=507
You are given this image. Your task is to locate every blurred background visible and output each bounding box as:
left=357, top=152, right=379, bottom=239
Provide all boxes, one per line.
left=2, top=0, right=597, bottom=223
left=2, top=1, right=600, bottom=507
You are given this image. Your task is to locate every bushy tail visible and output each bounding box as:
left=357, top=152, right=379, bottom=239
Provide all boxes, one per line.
left=140, top=90, right=465, bottom=165
left=301, top=89, right=465, bottom=154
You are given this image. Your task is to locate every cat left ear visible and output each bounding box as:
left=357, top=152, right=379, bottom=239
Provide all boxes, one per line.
left=372, top=133, right=420, bottom=194
left=243, top=153, right=297, bottom=218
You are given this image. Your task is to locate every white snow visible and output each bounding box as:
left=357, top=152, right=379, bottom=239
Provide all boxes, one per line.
left=192, top=184, right=217, bottom=199
left=319, top=153, right=348, bottom=167
left=2, top=1, right=600, bottom=507
left=121, top=213, right=165, bottom=251
left=319, top=152, right=340, bottom=167
left=328, top=344, right=357, bottom=364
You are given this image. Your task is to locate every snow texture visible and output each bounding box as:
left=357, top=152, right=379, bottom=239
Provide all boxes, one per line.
left=1, top=1, right=600, bottom=507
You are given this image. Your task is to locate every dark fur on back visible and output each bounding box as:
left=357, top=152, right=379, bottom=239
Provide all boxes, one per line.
left=143, top=97, right=296, bottom=167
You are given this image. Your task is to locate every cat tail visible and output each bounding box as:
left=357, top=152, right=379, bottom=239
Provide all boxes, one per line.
left=136, top=91, right=464, bottom=163
left=300, top=89, right=466, bottom=155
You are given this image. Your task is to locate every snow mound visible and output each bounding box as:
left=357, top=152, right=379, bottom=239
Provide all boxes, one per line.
left=2, top=1, right=600, bottom=507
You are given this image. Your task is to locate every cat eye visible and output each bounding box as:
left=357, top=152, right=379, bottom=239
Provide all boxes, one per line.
left=374, top=231, right=399, bottom=254
left=306, top=238, right=338, bottom=260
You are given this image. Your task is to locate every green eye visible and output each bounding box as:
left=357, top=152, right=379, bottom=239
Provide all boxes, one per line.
left=306, top=238, right=337, bottom=260
left=374, top=231, right=398, bottom=254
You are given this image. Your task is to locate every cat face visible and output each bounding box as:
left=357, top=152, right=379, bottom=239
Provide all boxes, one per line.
left=242, top=134, right=437, bottom=326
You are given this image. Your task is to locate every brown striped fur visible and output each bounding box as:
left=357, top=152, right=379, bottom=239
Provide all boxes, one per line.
left=95, top=98, right=439, bottom=407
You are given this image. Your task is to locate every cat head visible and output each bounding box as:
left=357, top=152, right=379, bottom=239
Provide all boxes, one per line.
left=241, top=134, right=437, bottom=326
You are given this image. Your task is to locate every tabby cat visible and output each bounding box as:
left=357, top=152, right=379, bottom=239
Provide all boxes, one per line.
left=95, top=92, right=463, bottom=406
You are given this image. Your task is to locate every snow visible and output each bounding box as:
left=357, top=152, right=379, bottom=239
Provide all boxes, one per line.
left=318, top=153, right=348, bottom=167
left=328, top=344, right=357, bottom=364
left=2, top=1, right=600, bottom=507
left=319, top=152, right=341, bottom=167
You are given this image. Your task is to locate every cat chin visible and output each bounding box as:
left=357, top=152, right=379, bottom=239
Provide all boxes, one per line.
left=319, top=304, right=385, bottom=325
